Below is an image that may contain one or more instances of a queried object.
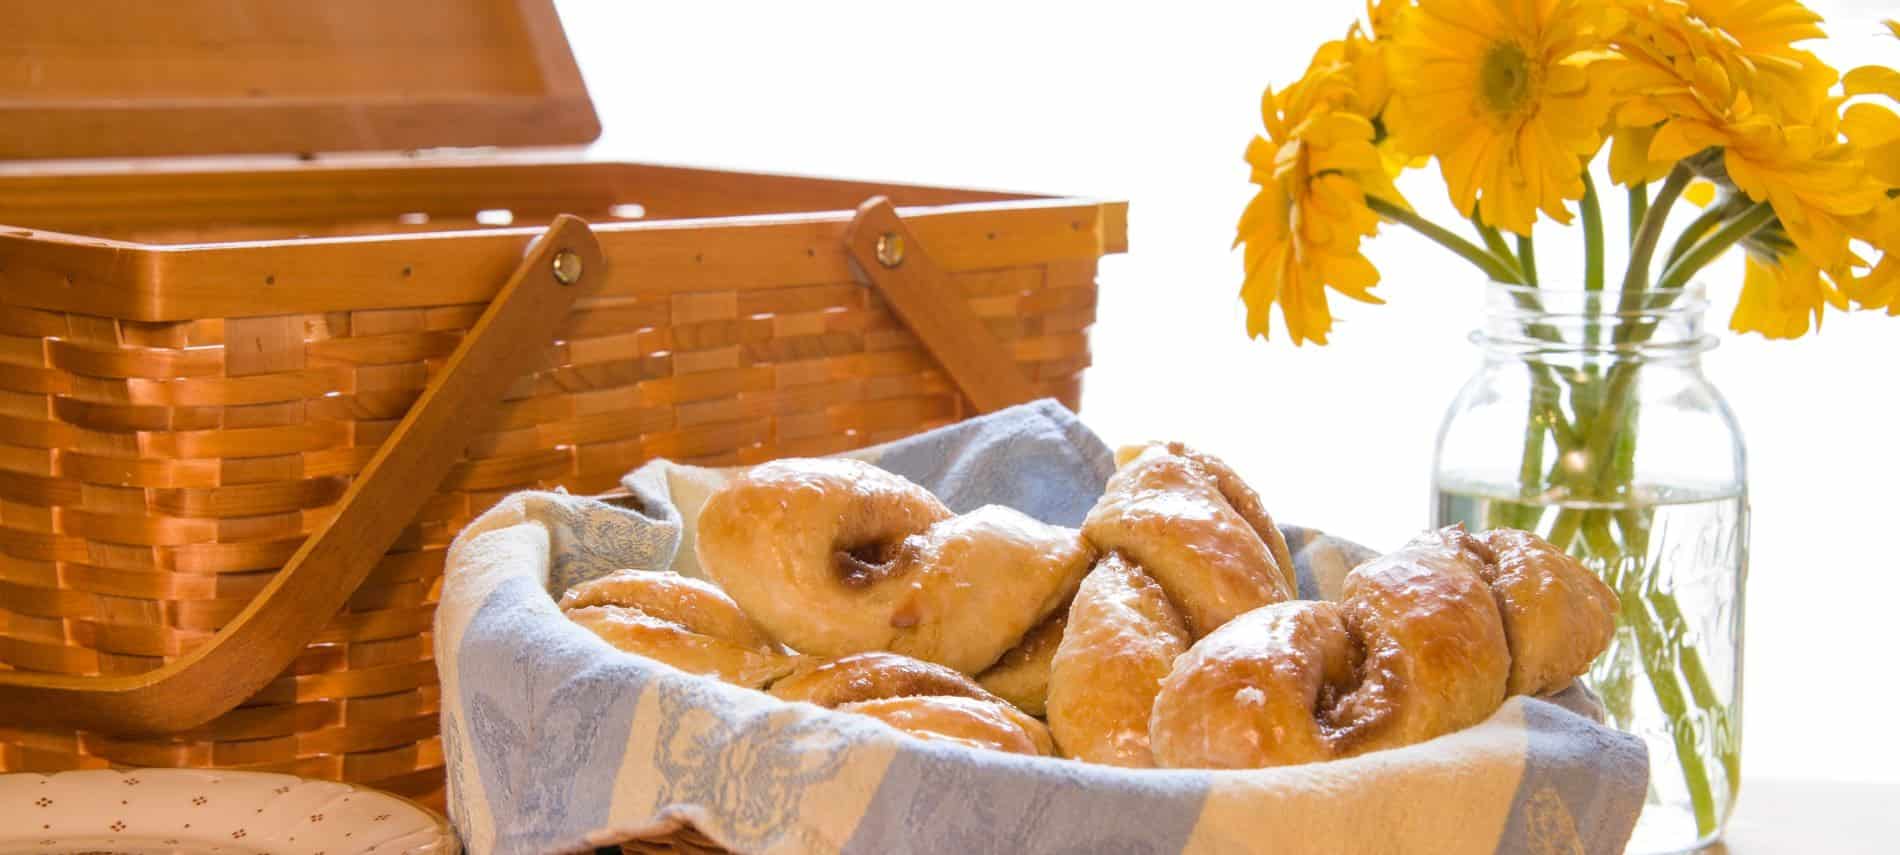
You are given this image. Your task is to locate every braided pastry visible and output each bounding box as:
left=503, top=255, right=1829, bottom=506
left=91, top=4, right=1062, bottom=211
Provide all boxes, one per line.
left=560, top=569, right=794, bottom=688
left=1081, top=442, right=1295, bottom=638
left=697, top=457, right=1093, bottom=674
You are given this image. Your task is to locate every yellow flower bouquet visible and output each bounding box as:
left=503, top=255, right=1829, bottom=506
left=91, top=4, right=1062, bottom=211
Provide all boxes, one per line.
left=1236, top=1, right=1896, bottom=849
left=1239, top=2, right=1896, bottom=344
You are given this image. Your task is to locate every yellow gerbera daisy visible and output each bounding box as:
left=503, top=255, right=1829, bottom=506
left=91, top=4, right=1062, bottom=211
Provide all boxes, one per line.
left=1676, top=0, right=1838, bottom=123
left=1385, top=0, right=1615, bottom=235
left=1608, top=0, right=1879, bottom=273
left=1730, top=249, right=1845, bottom=338
left=1843, top=196, right=1898, bottom=314
left=1841, top=31, right=1900, bottom=314
left=1235, top=33, right=1403, bottom=345
left=1843, top=58, right=1900, bottom=186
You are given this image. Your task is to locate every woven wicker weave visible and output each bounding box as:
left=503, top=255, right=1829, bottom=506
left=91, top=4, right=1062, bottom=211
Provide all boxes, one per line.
left=0, top=160, right=1120, bottom=816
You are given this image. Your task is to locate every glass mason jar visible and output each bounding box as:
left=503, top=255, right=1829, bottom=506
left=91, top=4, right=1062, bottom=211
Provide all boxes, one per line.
left=1432, top=283, right=1748, bottom=854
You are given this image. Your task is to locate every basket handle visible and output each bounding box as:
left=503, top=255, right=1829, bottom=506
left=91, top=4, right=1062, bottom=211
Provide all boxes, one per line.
left=844, top=196, right=1038, bottom=413
left=0, top=215, right=604, bottom=735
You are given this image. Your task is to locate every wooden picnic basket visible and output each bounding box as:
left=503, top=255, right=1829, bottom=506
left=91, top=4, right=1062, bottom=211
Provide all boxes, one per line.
left=0, top=0, right=1126, bottom=812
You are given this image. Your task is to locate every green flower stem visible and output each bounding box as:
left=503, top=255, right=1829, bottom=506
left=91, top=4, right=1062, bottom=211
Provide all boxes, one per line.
left=1582, top=173, right=1607, bottom=293
left=1502, top=171, right=1742, bottom=829
left=1366, top=203, right=1578, bottom=463
left=1636, top=600, right=1721, bottom=837
left=1512, top=430, right=1546, bottom=529
left=1367, top=197, right=1524, bottom=284
left=1623, top=166, right=1695, bottom=294
left=1628, top=186, right=1650, bottom=247
left=1477, top=220, right=1525, bottom=280
left=1546, top=506, right=1586, bottom=553
left=1559, top=507, right=1720, bottom=836
left=1614, top=510, right=1742, bottom=797
left=1589, top=511, right=1720, bottom=837
left=1541, top=302, right=1735, bottom=840
left=1367, top=196, right=1579, bottom=465
left=1516, top=235, right=1539, bottom=288
left=1571, top=165, right=1696, bottom=529
left=1663, top=202, right=1734, bottom=268
left=1658, top=201, right=1777, bottom=292
left=1507, top=366, right=1559, bottom=532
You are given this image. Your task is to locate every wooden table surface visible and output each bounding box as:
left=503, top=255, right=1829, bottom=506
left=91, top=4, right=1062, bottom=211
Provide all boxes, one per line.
left=1700, top=779, right=1899, bottom=854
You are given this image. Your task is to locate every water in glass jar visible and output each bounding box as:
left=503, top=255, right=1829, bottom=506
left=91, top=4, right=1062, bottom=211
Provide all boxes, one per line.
left=1434, top=481, right=1748, bottom=854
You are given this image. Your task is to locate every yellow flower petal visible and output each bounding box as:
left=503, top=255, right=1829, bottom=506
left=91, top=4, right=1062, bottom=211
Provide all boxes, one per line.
left=1844, top=65, right=1900, bottom=101
left=1868, top=141, right=1900, bottom=187
left=1730, top=252, right=1839, bottom=339
left=1609, top=125, right=1673, bottom=185
left=1648, top=119, right=1725, bottom=163
left=1842, top=103, right=1900, bottom=148
left=1684, top=179, right=1718, bottom=207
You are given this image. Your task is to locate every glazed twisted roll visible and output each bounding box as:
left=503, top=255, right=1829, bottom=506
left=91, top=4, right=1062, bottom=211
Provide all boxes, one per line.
left=1081, top=442, right=1296, bottom=637
left=560, top=569, right=795, bottom=688
left=1426, top=526, right=1620, bottom=696
left=771, top=651, right=1054, bottom=756
left=1049, top=442, right=1289, bottom=765
left=770, top=651, right=995, bottom=708
left=1150, top=525, right=1617, bottom=769
left=1046, top=551, right=1188, bottom=766
left=695, top=457, right=1094, bottom=674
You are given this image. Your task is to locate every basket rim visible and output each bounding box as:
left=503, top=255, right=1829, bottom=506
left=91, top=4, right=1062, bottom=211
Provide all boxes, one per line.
left=0, top=170, right=1126, bottom=322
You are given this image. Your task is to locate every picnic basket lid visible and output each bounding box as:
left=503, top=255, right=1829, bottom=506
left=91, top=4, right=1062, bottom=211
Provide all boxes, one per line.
left=0, top=0, right=600, bottom=159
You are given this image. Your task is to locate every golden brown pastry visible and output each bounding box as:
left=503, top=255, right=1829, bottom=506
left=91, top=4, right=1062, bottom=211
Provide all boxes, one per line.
left=1081, top=442, right=1294, bottom=638
left=561, top=569, right=794, bottom=688
left=976, top=611, right=1066, bottom=716
left=696, top=457, right=1093, bottom=673
left=770, top=651, right=995, bottom=708
left=1151, top=536, right=1510, bottom=769
left=1046, top=551, right=1190, bottom=767
left=1335, top=534, right=1513, bottom=748
left=838, top=695, right=1056, bottom=757
left=768, top=651, right=1054, bottom=757
left=1428, top=526, right=1621, bottom=696
left=1148, top=601, right=1357, bottom=768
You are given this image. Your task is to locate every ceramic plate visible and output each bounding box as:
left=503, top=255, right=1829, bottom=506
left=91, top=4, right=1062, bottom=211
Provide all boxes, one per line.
left=0, top=769, right=456, bottom=854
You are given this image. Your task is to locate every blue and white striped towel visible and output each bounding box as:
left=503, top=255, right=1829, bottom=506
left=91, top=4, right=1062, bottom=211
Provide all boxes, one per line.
left=436, top=399, right=1647, bottom=855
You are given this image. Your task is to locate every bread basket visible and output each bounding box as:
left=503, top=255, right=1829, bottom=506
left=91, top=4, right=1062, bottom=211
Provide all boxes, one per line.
left=437, top=403, right=1649, bottom=855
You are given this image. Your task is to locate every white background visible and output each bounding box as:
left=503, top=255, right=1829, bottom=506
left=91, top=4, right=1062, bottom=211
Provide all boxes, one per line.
left=552, top=1, right=1898, bottom=785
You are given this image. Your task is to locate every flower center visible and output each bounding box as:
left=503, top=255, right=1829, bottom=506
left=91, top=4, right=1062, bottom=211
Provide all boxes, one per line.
left=1478, top=40, right=1535, bottom=118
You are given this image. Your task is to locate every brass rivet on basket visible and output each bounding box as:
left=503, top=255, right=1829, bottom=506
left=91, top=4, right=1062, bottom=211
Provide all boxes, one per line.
left=551, top=250, right=584, bottom=285
left=875, top=232, right=905, bottom=268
